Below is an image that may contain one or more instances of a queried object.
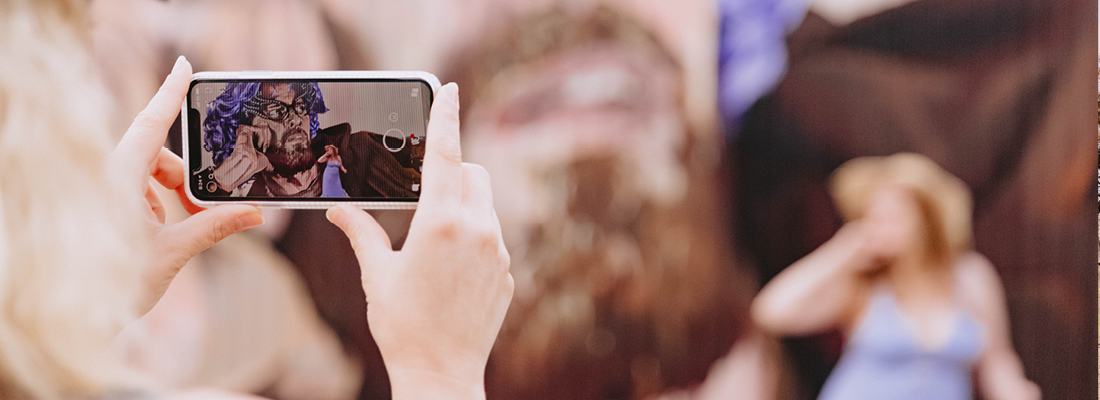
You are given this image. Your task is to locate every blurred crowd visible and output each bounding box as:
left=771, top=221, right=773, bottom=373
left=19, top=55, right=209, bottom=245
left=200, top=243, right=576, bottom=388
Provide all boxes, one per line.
left=66, top=0, right=1099, bottom=399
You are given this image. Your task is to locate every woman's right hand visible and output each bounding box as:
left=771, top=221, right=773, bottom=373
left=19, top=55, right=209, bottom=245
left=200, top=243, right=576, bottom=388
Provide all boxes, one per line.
left=327, top=83, right=513, bottom=400
left=834, top=222, right=888, bottom=274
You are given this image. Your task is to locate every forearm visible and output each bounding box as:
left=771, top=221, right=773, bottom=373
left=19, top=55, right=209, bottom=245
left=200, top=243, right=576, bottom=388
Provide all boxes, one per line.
left=979, top=350, right=1040, bottom=400
left=752, top=232, right=870, bottom=334
left=388, top=367, right=486, bottom=400
left=212, top=160, right=252, bottom=191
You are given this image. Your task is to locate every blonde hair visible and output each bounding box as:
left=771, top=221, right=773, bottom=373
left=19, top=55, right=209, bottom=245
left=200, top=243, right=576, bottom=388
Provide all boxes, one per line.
left=830, top=153, right=973, bottom=260
left=0, top=0, right=148, bottom=398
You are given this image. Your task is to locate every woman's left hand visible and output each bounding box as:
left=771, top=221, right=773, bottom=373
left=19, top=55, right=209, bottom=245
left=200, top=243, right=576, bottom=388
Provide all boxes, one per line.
left=108, top=56, right=265, bottom=315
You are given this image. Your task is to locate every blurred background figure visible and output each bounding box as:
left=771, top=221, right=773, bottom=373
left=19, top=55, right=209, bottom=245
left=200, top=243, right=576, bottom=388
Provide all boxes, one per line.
left=733, top=0, right=1095, bottom=398
left=753, top=153, right=1038, bottom=400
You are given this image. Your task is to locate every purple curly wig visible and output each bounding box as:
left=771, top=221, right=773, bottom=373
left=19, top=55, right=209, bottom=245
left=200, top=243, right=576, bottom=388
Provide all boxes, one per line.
left=203, top=82, right=328, bottom=165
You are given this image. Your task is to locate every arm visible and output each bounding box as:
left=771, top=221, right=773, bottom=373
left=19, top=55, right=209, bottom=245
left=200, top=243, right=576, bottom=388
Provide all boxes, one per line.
left=956, top=253, right=1041, bottom=400
left=751, top=223, right=877, bottom=336
left=327, top=83, right=512, bottom=400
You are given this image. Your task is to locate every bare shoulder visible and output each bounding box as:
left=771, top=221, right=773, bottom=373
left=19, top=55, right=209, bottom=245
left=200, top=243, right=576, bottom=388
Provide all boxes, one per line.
left=953, top=252, right=1007, bottom=323
left=955, top=252, right=1003, bottom=289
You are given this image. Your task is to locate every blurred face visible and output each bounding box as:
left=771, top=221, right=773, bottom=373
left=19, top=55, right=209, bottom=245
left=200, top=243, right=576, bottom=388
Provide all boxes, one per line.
left=452, top=6, right=745, bottom=397
left=465, top=44, right=685, bottom=241
left=251, top=83, right=314, bottom=175
left=863, top=186, right=922, bottom=261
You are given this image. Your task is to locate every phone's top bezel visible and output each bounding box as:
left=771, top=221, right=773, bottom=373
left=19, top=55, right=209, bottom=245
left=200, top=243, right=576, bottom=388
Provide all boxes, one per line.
left=182, top=70, right=440, bottom=210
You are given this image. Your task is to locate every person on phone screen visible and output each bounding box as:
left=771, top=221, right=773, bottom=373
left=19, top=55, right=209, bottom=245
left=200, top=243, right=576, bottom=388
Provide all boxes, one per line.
left=318, top=144, right=350, bottom=198
left=201, top=82, right=420, bottom=198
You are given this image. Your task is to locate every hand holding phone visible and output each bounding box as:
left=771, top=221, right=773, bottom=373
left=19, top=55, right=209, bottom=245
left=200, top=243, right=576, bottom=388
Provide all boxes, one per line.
left=327, top=83, right=513, bottom=400
left=109, top=56, right=265, bottom=315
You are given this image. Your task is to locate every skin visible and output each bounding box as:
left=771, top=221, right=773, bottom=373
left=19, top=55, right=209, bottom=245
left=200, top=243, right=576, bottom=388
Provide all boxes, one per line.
left=211, top=83, right=319, bottom=195
left=751, top=185, right=1040, bottom=400
left=117, top=60, right=511, bottom=399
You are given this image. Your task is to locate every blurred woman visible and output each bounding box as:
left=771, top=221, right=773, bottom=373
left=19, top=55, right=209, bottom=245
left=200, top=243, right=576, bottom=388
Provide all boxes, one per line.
left=0, top=1, right=511, bottom=399
left=751, top=153, right=1040, bottom=400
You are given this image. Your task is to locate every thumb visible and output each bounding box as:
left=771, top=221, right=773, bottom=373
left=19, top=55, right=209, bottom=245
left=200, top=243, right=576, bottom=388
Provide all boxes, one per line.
left=237, top=125, right=254, bottom=145
left=142, top=205, right=263, bottom=312
left=259, top=153, right=273, bottom=172
left=239, top=127, right=257, bottom=153
left=154, top=205, right=264, bottom=270
left=327, top=205, right=393, bottom=288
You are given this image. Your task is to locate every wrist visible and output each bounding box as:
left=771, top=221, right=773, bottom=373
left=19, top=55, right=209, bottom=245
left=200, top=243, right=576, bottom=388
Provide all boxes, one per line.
left=824, top=232, right=873, bottom=273
left=211, top=163, right=241, bottom=190
left=387, top=366, right=486, bottom=400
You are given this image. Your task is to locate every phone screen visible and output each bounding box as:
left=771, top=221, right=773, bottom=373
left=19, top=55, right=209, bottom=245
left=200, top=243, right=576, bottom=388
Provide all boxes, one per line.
left=187, top=79, right=432, bottom=201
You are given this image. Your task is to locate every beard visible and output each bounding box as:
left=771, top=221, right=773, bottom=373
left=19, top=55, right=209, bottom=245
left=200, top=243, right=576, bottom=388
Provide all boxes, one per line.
left=449, top=7, right=754, bottom=397
left=265, top=128, right=315, bottom=176
left=471, top=122, right=753, bottom=399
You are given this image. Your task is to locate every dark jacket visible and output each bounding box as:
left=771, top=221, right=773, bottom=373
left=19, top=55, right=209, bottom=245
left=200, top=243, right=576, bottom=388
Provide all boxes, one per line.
left=308, top=122, right=424, bottom=198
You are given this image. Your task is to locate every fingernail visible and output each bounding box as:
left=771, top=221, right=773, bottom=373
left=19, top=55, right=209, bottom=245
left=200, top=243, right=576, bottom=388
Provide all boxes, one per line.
left=236, top=211, right=264, bottom=231
left=441, top=82, right=459, bottom=105
left=172, top=55, right=186, bottom=74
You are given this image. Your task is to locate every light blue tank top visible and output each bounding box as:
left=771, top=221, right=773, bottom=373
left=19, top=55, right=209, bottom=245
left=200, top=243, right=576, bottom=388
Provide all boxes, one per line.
left=817, top=286, right=985, bottom=400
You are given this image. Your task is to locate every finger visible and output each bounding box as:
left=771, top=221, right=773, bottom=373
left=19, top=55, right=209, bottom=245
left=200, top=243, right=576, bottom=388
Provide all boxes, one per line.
left=151, top=148, right=206, bottom=215
left=152, top=204, right=264, bottom=271
left=461, top=163, right=494, bottom=218
left=492, top=209, right=510, bottom=273
left=326, top=205, right=394, bottom=289
left=504, top=272, right=516, bottom=301
left=258, top=127, right=270, bottom=152
left=145, top=180, right=167, bottom=224
left=237, top=125, right=256, bottom=148
left=327, top=205, right=394, bottom=256
left=260, top=154, right=273, bottom=172
left=114, top=56, right=192, bottom=179
left=420, top=83, right=463, bottom=208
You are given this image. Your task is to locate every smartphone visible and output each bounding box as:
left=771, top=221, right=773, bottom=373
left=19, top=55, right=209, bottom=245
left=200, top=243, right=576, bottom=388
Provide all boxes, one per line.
left=183, top=71, right=439, bottom=209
